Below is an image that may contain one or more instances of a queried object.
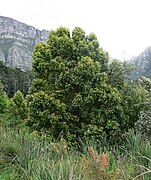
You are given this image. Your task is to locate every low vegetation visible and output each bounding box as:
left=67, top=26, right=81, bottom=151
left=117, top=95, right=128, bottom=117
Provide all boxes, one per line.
left=0, top=124, right=150, bottom=179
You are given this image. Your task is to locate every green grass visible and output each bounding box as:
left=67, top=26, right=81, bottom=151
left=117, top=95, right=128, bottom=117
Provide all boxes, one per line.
left=0, top=124, right=151, bottom=180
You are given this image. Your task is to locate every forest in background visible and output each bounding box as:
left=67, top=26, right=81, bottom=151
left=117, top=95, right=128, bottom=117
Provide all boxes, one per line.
left=0, top=27, right=151, bottom=179
left=0, top=61, right=33, bottom=97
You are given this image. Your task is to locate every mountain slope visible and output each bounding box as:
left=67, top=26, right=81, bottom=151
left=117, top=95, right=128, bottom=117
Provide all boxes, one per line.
left=0, top=16, right=49, bottom=71
left=130, top=46, right=151, bottom=78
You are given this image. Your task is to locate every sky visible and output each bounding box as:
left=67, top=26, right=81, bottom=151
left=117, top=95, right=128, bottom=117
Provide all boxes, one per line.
left=1, top=0, right=151, bottom=60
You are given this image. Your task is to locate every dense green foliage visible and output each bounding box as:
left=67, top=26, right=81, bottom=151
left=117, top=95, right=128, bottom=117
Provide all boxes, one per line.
left=135, top=77, right=151, bottom=136
left=8, top=90, right=28, bottom=121
left=108, top=60, right=149, bottom=130
left=27, top=27, right=129, bottom=143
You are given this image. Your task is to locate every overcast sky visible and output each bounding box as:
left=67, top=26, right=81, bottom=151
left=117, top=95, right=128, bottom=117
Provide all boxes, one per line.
left=1, top=0, right=151, bottom=60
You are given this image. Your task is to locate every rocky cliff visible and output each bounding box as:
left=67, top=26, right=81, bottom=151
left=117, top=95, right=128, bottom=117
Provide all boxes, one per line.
left=130, top=46, right=151, bottom=78
left=0, top=16, right=49, bottom=71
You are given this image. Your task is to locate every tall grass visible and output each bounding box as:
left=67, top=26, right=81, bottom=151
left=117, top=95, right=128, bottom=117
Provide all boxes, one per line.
left=120, top=130, right=151, bottom=179
left=0, top=125, right=151, bottom=179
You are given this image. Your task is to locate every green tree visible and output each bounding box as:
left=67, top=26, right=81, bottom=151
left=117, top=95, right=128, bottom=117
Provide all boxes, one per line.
left=28, top=27, right=126, bottom=143
left=0, top=61, right=32, bottom=98
left=108, top=59, right=133, bottom=89
left=9, top=90, right=28, bottom=121
left=108, top=60, right=148, bottom=130
left=135, top=76, right=151, bottom=136
left=122, top=81, right=148, bottom=130
left=0, top=81, right=9, bottom=114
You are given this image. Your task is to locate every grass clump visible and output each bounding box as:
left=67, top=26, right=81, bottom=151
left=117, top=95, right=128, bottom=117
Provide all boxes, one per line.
left=0, top=124, right=151, bottom=179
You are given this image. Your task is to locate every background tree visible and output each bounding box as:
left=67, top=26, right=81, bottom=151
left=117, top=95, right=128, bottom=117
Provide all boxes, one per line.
left=28, top=27, right=126, bottom=144
left=135, top=76, right=151, bottom=136
left=122, top=81, right=148, bottom=130
left=0, top=61, right=32, bottom=98
left=108, top=60, right=149, bottom=130
left=0, top=80, right=9, bottom=114
left=108, top=59, right=133, bottom=89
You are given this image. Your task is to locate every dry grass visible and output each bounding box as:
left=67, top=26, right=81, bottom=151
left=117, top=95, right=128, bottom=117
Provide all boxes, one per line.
left=81, top=147, right=120, bottom=180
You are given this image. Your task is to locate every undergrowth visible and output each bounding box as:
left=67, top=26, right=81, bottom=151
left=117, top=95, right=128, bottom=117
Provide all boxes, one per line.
left=0, top=125, right=151, bottom=180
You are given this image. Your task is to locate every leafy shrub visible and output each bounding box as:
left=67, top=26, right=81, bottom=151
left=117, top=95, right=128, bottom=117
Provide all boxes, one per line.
left=9, top=90, right=28, bottom=121
left=0, top=93, right=9, bottom=114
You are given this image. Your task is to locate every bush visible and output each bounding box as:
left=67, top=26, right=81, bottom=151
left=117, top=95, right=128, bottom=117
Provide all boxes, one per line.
left=8, top=90, right=28, bottom=121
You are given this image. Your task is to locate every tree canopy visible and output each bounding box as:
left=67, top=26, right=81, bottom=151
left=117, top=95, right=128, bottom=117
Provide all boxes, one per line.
left=27, top=27, right=128, bottom=144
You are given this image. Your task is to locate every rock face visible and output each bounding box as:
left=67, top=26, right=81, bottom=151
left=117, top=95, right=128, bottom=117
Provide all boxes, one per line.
left=130, top=47, right=151, bottom=78
left=0, top=16, right=49, bottom=71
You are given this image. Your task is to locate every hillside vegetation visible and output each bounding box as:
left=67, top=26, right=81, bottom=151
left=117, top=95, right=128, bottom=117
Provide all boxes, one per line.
left=0, top=27, right=151, bottom=179
left=0, top=61, right=32, bottom=97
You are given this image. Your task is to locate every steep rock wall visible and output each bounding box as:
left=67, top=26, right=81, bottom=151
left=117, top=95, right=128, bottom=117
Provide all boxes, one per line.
left=0, top=16, right=49, bottom=71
